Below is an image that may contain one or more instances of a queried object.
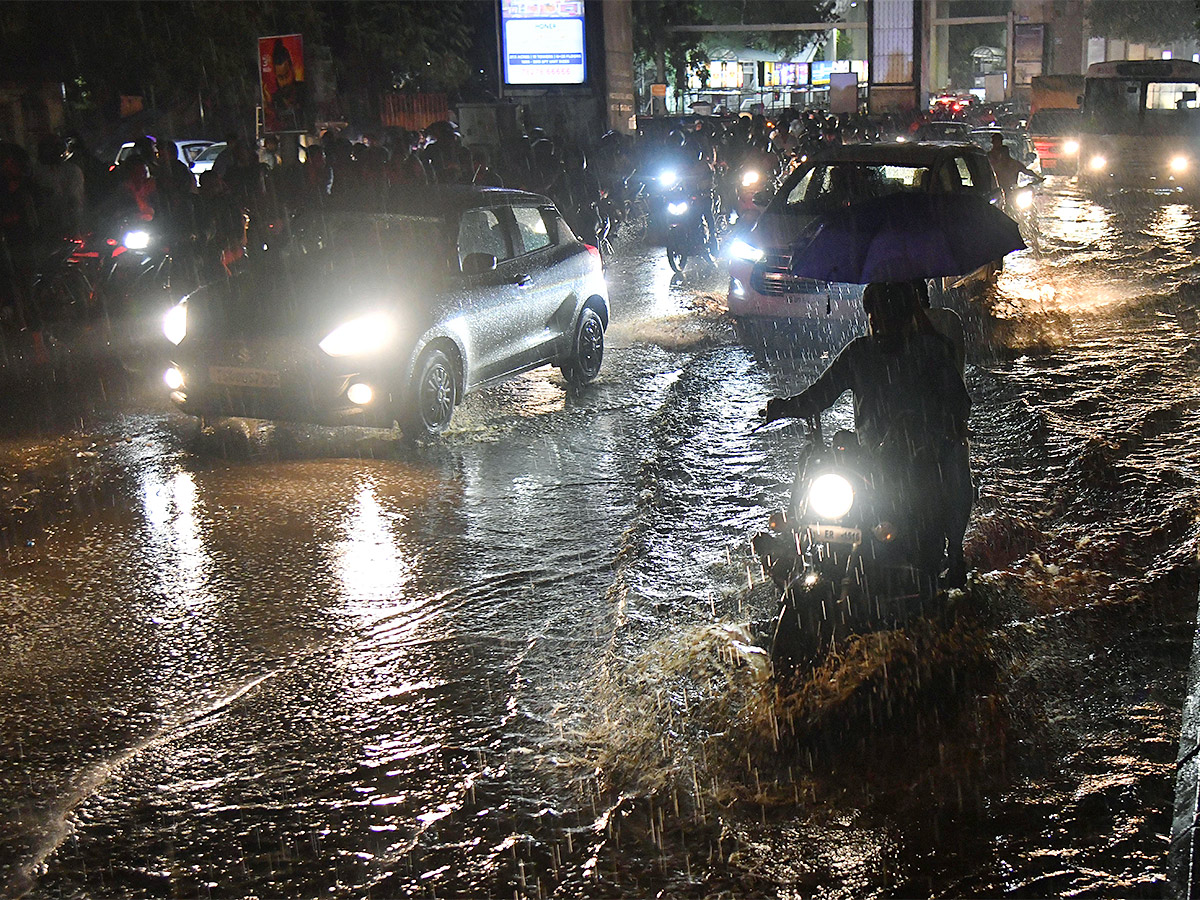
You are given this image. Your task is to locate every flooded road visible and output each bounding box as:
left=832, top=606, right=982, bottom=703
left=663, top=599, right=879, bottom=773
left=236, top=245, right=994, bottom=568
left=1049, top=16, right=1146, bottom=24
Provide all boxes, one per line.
left=1, top=177, right=1198, bottom=898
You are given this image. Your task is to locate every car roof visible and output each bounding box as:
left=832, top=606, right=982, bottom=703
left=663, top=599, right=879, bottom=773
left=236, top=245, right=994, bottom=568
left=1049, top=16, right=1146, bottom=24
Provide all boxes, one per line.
left=807, top=142, right=986, bottom=165
left=374, top=185, right=554, bottom=215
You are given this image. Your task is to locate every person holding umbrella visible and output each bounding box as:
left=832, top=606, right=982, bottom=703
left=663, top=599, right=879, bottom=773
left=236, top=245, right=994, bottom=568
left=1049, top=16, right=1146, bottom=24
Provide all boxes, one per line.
left=761, top=280, right=973, bottom=587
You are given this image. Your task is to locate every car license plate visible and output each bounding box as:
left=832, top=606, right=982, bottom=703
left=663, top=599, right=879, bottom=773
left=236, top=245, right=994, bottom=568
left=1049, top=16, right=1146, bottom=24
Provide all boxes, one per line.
left=807, top=523, right=862, bottom=545
left=208, top=366, right=281, bottom=389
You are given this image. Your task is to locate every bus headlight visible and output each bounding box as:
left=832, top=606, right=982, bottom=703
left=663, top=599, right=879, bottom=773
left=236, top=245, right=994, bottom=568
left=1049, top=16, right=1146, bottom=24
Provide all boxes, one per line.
left=1170, top=155, right=1189, bottom=173
left=1062, top=140, right=1079, bottom=155
left=1088, top=154, right=1107, bottom=172
left=807, top=473, right=854, bottom=520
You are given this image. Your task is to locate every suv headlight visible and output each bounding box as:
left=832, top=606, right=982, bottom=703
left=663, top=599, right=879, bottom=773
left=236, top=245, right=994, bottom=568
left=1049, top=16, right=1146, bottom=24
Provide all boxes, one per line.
left=807, top=473, right=854, bottom=520
left=667, top=200, right=689, bottom=216
left=728, top=238, right=765, bottom=263
left=318, top=312, right=398, bottom=357
left=1088, top=154, right=1107, bottom=172
left=162, top=301, right=187, bottom=345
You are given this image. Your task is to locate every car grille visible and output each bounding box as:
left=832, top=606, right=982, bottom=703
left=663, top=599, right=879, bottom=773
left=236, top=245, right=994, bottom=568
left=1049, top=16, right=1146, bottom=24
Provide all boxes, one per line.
left=750, top=251, right=834, bottom=298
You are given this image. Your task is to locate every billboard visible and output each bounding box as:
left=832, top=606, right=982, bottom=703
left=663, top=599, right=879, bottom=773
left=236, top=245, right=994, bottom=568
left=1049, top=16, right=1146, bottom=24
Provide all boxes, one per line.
left=502, top=1, right=586, bottom=86
left=259, top=34, right=310, bottom=133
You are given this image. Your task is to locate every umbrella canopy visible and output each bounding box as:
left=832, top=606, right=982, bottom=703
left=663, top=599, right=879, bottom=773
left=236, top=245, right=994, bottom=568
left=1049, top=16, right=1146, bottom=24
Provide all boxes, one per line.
left=788, top=192, right=1026, bottom=284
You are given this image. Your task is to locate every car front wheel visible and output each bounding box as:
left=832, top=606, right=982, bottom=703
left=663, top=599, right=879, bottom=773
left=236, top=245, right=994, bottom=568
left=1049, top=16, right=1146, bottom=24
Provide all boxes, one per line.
left=401, top=348, right=458, bottom=440
left=560, top=307, right=604, bottom=385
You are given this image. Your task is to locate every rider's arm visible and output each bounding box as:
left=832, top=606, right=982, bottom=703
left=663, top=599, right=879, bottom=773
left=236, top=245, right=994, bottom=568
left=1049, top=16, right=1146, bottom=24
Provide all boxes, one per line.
left=764, top=340, right=860, bottom=422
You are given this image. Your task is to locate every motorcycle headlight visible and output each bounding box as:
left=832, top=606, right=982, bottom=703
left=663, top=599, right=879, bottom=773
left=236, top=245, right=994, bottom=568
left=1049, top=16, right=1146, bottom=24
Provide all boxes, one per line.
left=659, top=170, right=679, bottom=188
left=1062, top=139, right=1079, bottom=155
left=162, top=301, right=187, bottom=345
left=318, top=311, right=398, bottom=358
left=1014, top=189, right=1034, bottom=209
left=122, top=230, right=151, bottom=250
left=1170, top=155, right=1189, bottom=173
left=728, top=238, right=765, bottom=263
left=1089, top=154, right=1107, bottom=172
left=807, top=473, right=854, bottom=520
left=667, top=200, right=689, bottom=216
left=741, top=170, right=761, bottom=187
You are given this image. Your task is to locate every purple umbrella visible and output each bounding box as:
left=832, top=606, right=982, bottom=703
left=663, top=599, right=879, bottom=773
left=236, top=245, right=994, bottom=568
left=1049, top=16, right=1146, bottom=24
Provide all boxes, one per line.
left=788, top=191, right=1026, bottom=284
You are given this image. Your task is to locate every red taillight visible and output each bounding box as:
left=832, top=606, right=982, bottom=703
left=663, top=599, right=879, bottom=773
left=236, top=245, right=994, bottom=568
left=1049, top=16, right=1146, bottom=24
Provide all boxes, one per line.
left=112, top=246, right=128, bottom=258
left=584, top=243, right=600, bottom=259
left=105, top=237, right=117, bottom=246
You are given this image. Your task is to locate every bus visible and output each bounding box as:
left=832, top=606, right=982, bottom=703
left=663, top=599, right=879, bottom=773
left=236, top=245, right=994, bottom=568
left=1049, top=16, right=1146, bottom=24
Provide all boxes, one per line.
left=1077, top=58, right=1200, bottom=190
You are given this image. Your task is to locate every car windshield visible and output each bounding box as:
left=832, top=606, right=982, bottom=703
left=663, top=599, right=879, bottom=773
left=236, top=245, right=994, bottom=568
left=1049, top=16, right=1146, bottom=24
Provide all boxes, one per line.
left=780, top=162, right=934, bottom=211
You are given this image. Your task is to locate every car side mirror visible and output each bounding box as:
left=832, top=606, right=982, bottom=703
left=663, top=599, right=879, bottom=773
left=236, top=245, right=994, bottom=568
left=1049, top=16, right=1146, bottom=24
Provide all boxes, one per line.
left=461, top=252, right=498, bottom=275
left=752, top=190, right=771, bottom=208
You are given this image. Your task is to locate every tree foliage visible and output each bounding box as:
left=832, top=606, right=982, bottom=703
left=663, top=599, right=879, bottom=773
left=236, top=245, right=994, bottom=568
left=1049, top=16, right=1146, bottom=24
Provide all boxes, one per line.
left=1085, top=0, right=1198, bottom=45
left=0, top=1, right=481, bottom=132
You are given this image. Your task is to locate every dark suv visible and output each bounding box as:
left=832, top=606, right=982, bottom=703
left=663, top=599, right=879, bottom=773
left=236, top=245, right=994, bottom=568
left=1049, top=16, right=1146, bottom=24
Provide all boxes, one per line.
left=726, top=142, right=1000, bottom=324
left=161, top=186, right=609, bottom=438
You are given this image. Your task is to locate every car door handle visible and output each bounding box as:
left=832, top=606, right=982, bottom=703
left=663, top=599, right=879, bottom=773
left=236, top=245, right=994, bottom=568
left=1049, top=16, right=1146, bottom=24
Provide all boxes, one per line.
left=511, top=274, right=532, bottom=287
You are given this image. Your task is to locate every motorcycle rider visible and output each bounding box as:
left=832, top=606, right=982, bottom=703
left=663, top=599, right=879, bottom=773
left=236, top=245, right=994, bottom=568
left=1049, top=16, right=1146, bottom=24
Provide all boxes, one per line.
left=762, top=281, right=973, bottom=586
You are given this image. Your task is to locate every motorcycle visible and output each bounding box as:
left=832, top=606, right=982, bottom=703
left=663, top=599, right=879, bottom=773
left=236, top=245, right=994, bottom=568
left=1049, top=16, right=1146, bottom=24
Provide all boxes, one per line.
left=663, top=187, right=717, bottom=274
left=751, top=421, right=945, bottom=678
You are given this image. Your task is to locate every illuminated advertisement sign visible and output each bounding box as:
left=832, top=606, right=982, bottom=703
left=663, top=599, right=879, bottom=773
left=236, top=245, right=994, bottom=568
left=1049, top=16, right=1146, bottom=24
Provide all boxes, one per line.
left=688, top=60, right=743, bottom=91
left=762, top=62, right=810, bottom=87
left=259, top=34, right=309, bottom=133
left=811, top=60, right=868, bottom=87
left=502, top=0, right=586, bottom=85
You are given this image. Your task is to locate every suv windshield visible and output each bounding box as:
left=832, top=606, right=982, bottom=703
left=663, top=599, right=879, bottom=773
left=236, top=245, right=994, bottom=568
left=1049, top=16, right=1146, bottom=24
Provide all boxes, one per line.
left=781, top=163, right=933, bottom=211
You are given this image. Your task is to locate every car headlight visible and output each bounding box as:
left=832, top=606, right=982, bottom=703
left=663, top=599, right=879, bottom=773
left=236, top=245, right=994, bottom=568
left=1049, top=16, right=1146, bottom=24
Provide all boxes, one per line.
left=728, top=238, right=765, bottom=263
left=123, top=230, right=151, bottom=250
left=807, top=473, right=854, bottom=520
left=1170, top=155, right=1189, bottom=173
left=1062, top=139, right=1079, bottom=155
left=741, top=170, right=761, bottom=187
left=659, top=170, right=678, bottom=188
left=1014, top=189, right=1034, bottom=209
left=1089, top=154, right=1107, bottom=171
left=162, top=301, right=187, bottom=345
left=667, top=200, right=689, bottom=216
left=318, top=311, right=398, bottom=357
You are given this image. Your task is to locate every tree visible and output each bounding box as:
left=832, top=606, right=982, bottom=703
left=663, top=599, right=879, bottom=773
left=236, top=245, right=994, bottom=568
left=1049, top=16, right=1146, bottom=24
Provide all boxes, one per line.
left=1086, top=0, right=1198, bottom=46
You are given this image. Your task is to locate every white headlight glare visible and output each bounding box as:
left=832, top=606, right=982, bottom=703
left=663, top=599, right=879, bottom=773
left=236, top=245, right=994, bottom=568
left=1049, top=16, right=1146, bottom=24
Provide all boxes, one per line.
left=1089, top=155, right=1107, bottom=171
left=741, top=170, right=761, bottom=187
left=807, top=473, right=854, bottom=520
left=162, top=301, right=187, bottom=345
left=667, top=201, right=689, bottom=216
left=318, top=311, right=398, bottom=357
left=123, top=230, right=151, bottom=250
left=659, top=170, right=678, bottom=187
left=1014, top=189, right=1034, bottom=209
left=729, top=238, right=765, bottom=262
left=1170, top=155, right=1188, bottom=173
left=1062, top=139, right=1080, bottom=155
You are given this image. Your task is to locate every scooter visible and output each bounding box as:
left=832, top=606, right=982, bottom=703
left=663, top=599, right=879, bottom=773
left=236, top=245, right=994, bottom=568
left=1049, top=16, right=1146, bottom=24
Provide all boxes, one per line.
left=663, top=187, right=717, bottom=274
left=751, top=421, right=944, bottom=678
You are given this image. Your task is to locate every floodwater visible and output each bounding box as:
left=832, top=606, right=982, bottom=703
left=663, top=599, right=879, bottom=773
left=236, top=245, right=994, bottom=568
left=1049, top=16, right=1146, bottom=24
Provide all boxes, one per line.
left=1, top=177, right=1198, bottom=898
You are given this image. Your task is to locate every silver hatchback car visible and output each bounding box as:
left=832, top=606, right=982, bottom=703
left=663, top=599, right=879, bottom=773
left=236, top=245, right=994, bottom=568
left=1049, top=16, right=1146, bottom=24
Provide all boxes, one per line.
left=161, top=186, right=609, bottom=439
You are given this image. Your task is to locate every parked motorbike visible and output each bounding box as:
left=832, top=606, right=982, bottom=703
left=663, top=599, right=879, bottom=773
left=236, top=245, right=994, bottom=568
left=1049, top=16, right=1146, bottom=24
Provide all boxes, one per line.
left=751, top=421, right=944, bottom=678
left=663, top=187, right=717, bottom=274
